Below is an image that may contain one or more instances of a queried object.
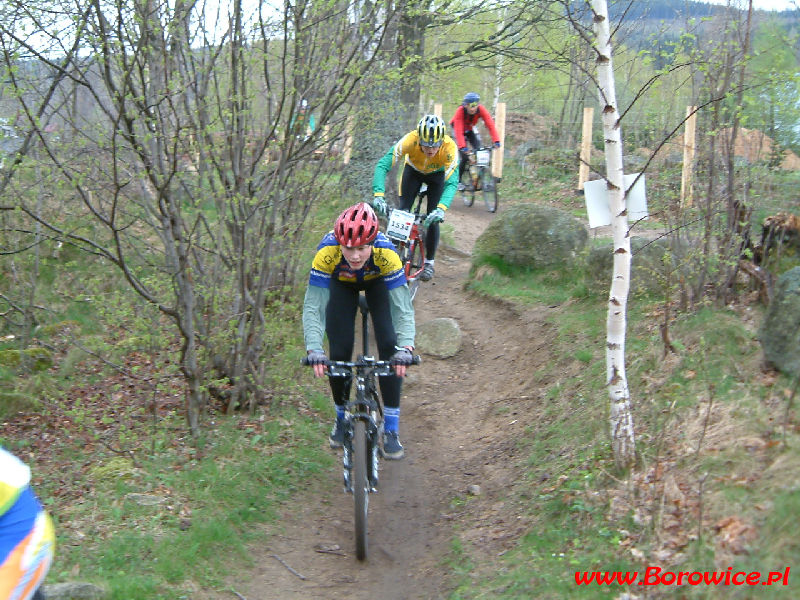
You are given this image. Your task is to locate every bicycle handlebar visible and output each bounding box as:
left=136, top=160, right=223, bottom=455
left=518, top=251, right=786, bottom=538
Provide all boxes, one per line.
left=301, top=355, right=422, bottom=374
left=465, top=146, right=495, bottom=154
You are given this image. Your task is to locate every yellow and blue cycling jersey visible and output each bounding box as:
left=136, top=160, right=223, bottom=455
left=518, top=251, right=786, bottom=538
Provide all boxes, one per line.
left=308, top=231, right=406, bottom=291
left=372, top=130, right=460, bottom=210
left=303, top=231, right=415, bottom=352
left=0, top=448, right=54, bottom=600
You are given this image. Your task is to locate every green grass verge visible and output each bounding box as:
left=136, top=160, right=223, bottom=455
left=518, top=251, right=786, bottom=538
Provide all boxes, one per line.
left=22, top=387, right=336, bottom=599
left=447, top=248, right=800, bottom=599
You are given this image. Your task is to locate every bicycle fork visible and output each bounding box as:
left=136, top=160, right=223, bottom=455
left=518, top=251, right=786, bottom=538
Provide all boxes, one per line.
left=342, top=399, right=382, bottom=493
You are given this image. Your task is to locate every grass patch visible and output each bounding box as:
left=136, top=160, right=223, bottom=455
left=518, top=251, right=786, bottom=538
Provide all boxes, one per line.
left=42, top=401, right=335, bottom=598
left=468, top=258, right=596, bottom=307
left=450, top=241, right=800, bottom=598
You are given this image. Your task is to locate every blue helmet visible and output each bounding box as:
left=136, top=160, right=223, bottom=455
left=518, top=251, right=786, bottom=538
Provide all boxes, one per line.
left=463, top=92, right=480, bottom=106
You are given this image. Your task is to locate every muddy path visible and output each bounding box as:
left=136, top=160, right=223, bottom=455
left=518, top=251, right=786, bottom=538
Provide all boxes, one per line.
left=202, top=198, right=556, bottom=600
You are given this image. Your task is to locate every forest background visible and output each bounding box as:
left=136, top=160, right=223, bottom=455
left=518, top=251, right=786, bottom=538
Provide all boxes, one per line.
left=1, top=0, right=800, bottom=597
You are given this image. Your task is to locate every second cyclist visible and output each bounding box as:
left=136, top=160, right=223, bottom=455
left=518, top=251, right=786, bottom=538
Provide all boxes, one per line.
left=371, top=115, right=459, bottom=282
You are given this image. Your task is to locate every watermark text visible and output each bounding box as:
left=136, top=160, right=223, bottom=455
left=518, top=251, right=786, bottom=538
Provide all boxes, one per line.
left=575, top=566, right=791, bottom=587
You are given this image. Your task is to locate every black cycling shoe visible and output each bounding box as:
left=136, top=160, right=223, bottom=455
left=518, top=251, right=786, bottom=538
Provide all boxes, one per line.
left=419, top=263, right=434, bottom=282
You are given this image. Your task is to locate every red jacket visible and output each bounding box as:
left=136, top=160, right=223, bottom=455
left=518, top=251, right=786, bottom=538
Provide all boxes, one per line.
left=449, top=104, right=500, bottom=149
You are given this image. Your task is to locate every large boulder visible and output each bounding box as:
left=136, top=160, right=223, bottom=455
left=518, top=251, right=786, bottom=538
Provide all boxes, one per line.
left=473, top=204, right=588, bottom=269
left=759, top=267, right=800, bottom=376
left=584, top=237, right=672, bottom=296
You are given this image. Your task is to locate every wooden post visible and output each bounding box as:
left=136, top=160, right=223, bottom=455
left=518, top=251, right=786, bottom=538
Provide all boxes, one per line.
left=578, top=106, right=594, bottom=191
left=681, top=106, right=697, bottom=208
left=492, top=102, right=506, bottom=179
left=343, top=116, right=354, bottom=165
left=314, top=124, right=330, bottom=158
left=434, top=103, right=442, bottom=119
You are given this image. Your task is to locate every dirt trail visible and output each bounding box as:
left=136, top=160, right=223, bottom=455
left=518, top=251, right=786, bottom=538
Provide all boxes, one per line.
left=204, top=199, right=554, bottom=600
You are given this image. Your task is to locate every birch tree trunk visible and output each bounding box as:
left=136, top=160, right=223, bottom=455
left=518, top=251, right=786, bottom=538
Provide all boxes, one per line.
left=590, top=0, right=636, bottom=469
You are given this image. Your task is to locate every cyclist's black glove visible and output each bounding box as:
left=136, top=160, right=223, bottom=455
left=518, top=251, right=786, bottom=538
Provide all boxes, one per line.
left=306, top=350, right=328, bottom=365
left=390, top=346, right=413, bottom=367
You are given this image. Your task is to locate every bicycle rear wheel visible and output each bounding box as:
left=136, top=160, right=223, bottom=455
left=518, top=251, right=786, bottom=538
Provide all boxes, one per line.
left=353, top=419, right=369, bottom=561
left=483, top=173, right=499, bottom=213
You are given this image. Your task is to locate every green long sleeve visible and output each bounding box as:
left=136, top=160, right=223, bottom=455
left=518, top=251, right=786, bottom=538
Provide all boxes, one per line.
left=389, top=285, right=415, bottom=348
left=372, top=145, right=396, bottom=197
left=302, top=285, right=329, bottom=351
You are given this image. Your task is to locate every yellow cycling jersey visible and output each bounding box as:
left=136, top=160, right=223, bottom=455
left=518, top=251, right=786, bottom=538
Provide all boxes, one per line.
left=372, top=130, right=460, bottom=210
left=394, top=131, right=459, bottom=176
left=308, top=232, right=406, bottom=290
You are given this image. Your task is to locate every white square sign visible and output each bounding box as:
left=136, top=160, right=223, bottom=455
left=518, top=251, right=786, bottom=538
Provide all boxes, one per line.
left=584, top=173, right=648, bottom=229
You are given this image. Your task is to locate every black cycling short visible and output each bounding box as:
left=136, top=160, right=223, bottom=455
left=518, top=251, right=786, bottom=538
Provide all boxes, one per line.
left=399, top=164, right=441, bottom=260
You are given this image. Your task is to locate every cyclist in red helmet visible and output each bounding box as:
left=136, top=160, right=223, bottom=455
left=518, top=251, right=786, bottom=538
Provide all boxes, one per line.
left=302, top=202, right=415, bottom=459
left=450, top=93, right=501, bottom=191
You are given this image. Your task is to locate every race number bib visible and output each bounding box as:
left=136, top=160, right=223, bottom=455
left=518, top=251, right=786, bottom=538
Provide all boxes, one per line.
left=476, top=149, right=491, bottom=166
left=386, top=209, right=414, bottom=242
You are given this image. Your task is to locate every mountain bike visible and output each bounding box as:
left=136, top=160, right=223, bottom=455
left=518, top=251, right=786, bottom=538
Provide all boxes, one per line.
left=385, top=186, right=427, bottom=302
left=302, top=295, right=419, bottom=561
left=462, top=146, right=499, bottom=213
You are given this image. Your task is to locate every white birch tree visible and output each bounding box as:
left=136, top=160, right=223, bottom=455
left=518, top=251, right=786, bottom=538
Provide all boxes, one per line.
left=590, top=0, right=636, bottom=469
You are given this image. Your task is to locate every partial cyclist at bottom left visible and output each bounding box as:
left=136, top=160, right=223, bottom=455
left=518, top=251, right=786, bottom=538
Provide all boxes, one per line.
left=0, top=447, right=55, bottom=600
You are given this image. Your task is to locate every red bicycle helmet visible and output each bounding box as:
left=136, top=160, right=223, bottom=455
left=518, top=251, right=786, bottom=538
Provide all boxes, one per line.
left=334, top=202, right=379, bottom=247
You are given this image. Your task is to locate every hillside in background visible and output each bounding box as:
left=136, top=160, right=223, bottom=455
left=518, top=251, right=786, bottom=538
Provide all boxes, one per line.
left=610, top=0, right=799, bottom=20
left=608, top=0, right=800, bottom=54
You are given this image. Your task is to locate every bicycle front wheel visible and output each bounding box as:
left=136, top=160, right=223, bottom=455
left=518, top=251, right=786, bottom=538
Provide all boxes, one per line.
left=353, top=419, right=369, bottom=561
left=483, top=173, right=499, bottom=213
left=463, top=182, right=475, bottom=207
left=406, top=237, right=424, bottom=302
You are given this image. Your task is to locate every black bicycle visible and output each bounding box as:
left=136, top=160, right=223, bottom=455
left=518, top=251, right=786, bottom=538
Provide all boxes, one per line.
left=384, top=186, right=428, bottom=302
left=462, top=146, right=499, bottom=213
left=302, top=295, right=419, bottom=560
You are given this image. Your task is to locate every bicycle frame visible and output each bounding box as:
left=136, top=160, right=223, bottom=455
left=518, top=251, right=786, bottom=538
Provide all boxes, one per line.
left=463, top=146, right=499, bottom=213
left=468, top=146, right=494, bottom=186
left=328, top=361, right=390, bottom=485
left=385, top=189, right=427, bottom=300
left=325, top=296, right=389, bottom=489
left=302, top=294, right=420, bottom=560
